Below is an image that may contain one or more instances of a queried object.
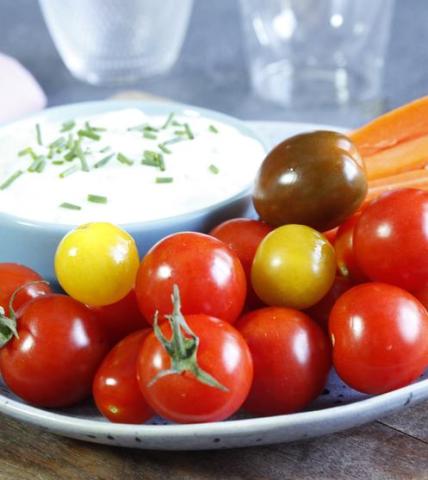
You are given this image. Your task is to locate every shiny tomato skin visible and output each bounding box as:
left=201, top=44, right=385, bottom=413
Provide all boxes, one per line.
left=354, top=189, right=428, bottom=291
left=236, top=307, right=331, bottom=416
left=93, top=330, right=153, bottom=424
left=0, top=263, right=51, bottom=315
left=330, top=283, right=428, bottom=394
left=0, top=294, right=109, bottom=408
left=210, top=218, right=272, bottom=308
left=305, top=276, right=354, bottom=333
left=251, top=225, right=336, bottom=309
left=137, top=315, right=253, bottom=423
left=89, top=290, right=149, bottom=347
left=135, top=232, right=247, bottom=324
left=334, top=213, right=367, bottom=283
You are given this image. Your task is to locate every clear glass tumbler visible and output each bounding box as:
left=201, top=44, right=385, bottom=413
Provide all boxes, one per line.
left=239, top=0, right=395, bottom=108
left=39, top=0, right=194, bottom=85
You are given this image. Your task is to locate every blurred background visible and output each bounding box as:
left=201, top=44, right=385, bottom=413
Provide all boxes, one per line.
left=1, top=0, right=427, bottom=127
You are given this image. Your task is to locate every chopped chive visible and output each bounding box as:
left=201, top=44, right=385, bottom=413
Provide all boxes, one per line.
left=158, top=143, right=172, bottom=154
left=59, top=202, right=82, bottom=210
left=66, top=134, right=74, bottom=150
left=35, top=157, right=46, bottom=173
left=163, top=136, right=185, bottom=146
left=172, top=120, right=182, bottom=127
left=99, top=146, right=112, bottom=153
left=59, top=164, right=80, bottom=178
left=78, top=129, right=101, bottom=141
left=174, top=129, right=187, bottom=136
left=209, top=125, right=219, bottom=134
left=52, top=160, right=65, bottom=165
left=158, top=154, right=165, bottom=171
left=49, top=136, right=66, bottom=149
left=143, top=131, right=157, bottom=140
left=184, top=123, right=194, bottom=139
left=47, top=149, right=54, bottom=160
left=61, top=120, right=76, bottom=132
left=127, top=124, right=145, bottom=132
left=28, top=156, right=46, bottom=173
left=162, top=112, right=176, bottom=129
left=155, top=177, right=173, bottom=184
left=85, top=121, right=106, bottom=132
left=18, top=147, right=34, bottom=157
left=75, top=141, right=90, bottom=172
left=87, top=194, right=108, bottom=204
left=144, top=125, right=159, bottom=132
left=209, top=164, right=220, bottom=174
left=36, top=123, right=43, bottom=145
left=141, top=158, right=159, bottom=167
left=0, top=170, right=23, bottom=190
left=94, top=153, right=114, bottom=169
left=117, top=153, right=134, bottom=166
left=64, top=151, right=76, bottom=162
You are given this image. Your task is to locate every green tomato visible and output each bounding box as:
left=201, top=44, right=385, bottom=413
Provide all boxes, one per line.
left=251, top=225, right=336, bottom=309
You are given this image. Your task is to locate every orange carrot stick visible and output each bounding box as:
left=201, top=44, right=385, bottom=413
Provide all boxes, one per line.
left=350, top=96, right=428, bottom=157
left=365, top=169, right=428, bottom=205
left=363, top=135, right=428, bottom=181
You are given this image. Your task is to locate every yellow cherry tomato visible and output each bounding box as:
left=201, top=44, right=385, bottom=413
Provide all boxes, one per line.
left=251, top=224, right=336, bottom=309
left=55, top=223, right=139, bottom=307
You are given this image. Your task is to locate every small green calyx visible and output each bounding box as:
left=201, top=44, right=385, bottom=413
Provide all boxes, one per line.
left=0, top=305, right=18, bottom=347
left=148, top=285, right=228, bottom=392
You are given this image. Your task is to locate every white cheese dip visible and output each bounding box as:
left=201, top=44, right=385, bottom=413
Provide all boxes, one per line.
left=0, top=109, right=265, bottom=225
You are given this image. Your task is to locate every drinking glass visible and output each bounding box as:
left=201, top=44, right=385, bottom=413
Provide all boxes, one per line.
left=39, top=0, right=194, bottom=85
left=239, top=0, right=395, bottom=108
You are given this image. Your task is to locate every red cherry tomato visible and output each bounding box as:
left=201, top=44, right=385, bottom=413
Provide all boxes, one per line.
left=93, top=330, right=153, bottom=424
left=135, top=232, right=246, bottom=324
left=0, top=294, right=109, bottom=408
left=330, top=283, right=428, bottom=394
left=137, top=288, right=253, bottom=423
left=305, top=276, right=354, bottom=333
left=323, top=228, right=338, bottom=245
left=89, top=290, right=149, bottom=347
left=354, top=189, right=428, bottom=291
left=334, top=213, right=367, bottom=283
left=236, top=307, right=331, bottom=416
left=0, top=263, right=52, bottom=315
left=210, top=218, right=272, bottom=308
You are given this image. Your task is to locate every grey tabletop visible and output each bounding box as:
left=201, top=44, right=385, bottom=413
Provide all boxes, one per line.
left=1, top=0, right=428, bottom=127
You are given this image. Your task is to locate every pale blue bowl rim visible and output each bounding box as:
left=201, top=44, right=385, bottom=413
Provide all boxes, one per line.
left=0, top=100, right=269, bottom=232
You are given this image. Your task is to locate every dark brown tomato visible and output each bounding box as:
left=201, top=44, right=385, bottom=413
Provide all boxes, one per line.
left=253, top=131, right=367, bottom=231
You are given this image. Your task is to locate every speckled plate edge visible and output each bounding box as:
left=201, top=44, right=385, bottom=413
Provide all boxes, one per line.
left=0, top=378, right=427, bottom=450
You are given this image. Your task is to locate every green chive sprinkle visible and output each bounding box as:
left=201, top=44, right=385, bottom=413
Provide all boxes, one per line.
left=59, top=164, right=80, bottom=178
left=162, top=112, right=175, bottom=129
left=158, top=143, right=172, bottom=154
left=94, top=153, right=114, bottom=169
left=78, top=129, right=101, bottom=141
left=18, top=147, right=35, bottom=157
left=66, top=134, right=74, bottom=150
left=155, top=176, right=173, bottom=184
left=184, top=123, right=194, bottom=139
left=144, top=125, right=159, bottom=132
left=52, top=160, right=65, bottom=166
left=99, top=146, right=112, bottom=153
left=158, top=154, right=165, bottom=171
left=163, top=137, right=184, bottom=146
left=143, top=132, right=157, bottom=140
left=172, top=120, right=182, bottom=127
left=0, top=170, right=23, bottom=190
left=75, top=141, right=90, bottom=172
left=28, top=156, right=46, bottom=173
left=141, top=157, right=158, bottom=167
left=85, top=121, right=106, bottom=132
left=209, top=164, right=220, bottom=174
left=117, top=153, right=134, bottom=166
left=59, top=202, right=82, bottom=210
left=36, top=123, right=43, bottom=145
left=87, top=194, right=108, bottom=204
left=49, top=136, right=66, bottom=149
left=209, top=125, right=219, bottom=133
left=61, top=120, right=76, bottom=132
left=35, top=157, right=46, bottom=173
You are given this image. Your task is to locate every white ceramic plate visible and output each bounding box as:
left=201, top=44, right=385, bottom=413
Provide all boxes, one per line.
left=0, top=120, right=427, bottom=450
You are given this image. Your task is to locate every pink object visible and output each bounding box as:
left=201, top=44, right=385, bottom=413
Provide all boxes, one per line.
left=0, top=53, right=47, bottom=124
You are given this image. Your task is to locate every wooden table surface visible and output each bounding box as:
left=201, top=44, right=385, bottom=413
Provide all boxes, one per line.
left=0, top=400, right=427, bottom=480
